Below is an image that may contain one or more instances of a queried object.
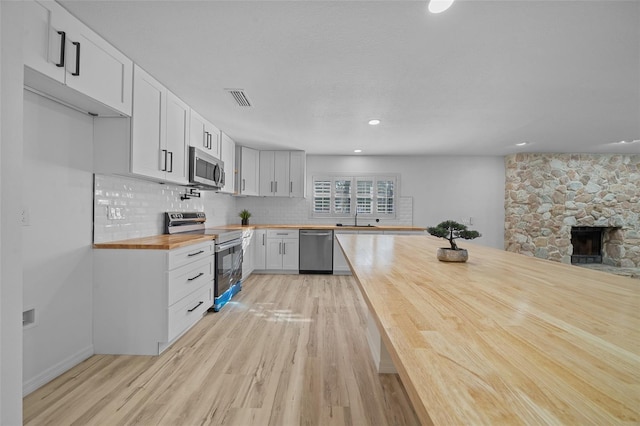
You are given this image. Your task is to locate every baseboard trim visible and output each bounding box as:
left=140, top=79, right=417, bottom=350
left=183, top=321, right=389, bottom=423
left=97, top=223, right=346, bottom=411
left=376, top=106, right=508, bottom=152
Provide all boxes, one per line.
left=23, top=345, right=94, bottom=396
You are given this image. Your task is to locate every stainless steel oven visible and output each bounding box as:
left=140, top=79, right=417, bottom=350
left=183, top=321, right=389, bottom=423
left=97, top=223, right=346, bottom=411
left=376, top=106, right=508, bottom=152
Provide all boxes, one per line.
left=214, top=231, right=243, bottom=311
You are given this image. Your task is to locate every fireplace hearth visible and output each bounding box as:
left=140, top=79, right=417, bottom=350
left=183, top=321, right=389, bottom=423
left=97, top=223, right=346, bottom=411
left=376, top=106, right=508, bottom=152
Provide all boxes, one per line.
left=571, top=227, right=603, bottom=264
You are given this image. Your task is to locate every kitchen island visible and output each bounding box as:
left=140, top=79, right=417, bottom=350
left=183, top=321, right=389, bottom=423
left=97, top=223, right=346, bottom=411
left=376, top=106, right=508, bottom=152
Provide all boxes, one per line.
left=337, top=234, right=639, bottom=425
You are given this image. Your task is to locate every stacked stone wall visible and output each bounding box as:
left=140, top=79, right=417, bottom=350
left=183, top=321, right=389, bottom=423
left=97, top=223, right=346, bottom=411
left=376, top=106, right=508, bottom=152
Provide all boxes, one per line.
left=504, top=153, right=640, bottom=267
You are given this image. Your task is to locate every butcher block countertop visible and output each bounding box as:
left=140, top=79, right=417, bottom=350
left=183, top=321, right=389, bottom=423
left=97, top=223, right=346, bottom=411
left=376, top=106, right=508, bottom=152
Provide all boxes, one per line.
left=93, top=234, right=215, bottom=250
left=93, top=224, right=425, bottom=249
left=337, top=233, right=639, bottom=425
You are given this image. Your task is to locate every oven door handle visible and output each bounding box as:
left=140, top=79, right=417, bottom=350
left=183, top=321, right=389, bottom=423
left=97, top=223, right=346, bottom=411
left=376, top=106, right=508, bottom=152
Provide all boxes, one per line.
left=216, top=240, right=242, bottom=252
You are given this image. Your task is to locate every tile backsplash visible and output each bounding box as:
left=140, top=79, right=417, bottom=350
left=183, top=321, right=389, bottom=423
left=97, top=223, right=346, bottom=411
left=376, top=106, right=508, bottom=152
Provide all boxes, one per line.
left=94, top=174, right=414, bottom=243
left=93, top=174, right=237, bottom=243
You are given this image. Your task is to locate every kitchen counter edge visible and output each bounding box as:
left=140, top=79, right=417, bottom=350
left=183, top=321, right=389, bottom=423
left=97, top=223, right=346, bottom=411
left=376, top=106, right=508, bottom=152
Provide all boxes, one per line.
left=93, top=224, right=425, bottom=250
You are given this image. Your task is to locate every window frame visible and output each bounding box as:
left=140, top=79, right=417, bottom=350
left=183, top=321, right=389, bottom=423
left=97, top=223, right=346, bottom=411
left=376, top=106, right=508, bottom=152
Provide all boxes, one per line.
left=311, top=174, right=399, bottom=219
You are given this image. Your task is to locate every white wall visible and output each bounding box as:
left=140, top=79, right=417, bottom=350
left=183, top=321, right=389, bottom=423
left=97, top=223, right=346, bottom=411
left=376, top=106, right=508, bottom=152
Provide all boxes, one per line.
left=309, top=155, right=505, bottom=248
left=240, top=155, right=505, bottom=249
left=1, top=1, right=24, bottom=423
left=22, top=91, right=94, bottom=395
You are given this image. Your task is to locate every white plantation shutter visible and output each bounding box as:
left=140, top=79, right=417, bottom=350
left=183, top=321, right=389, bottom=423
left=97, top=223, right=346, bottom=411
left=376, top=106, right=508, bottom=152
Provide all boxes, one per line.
left=313, top=179, right=331, bottom=213
left=333, top=178, right=352, bottom=214
left=376, top=178, right=395, bottom=214
left=356, top=178, right=373, bottom=214
left=312, top=175, right=397, bottom=218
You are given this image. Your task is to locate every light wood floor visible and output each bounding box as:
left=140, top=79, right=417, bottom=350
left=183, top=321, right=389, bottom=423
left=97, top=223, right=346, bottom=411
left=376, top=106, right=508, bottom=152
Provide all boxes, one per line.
left=24, top=274, right=419, bottom=426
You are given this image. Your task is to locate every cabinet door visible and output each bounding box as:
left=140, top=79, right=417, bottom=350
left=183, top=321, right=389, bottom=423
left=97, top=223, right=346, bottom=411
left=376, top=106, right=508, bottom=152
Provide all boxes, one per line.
left=273, top=151, right=290, bottom=197
left=63, top=18, right=133, bottom=115
left=219, top=132, right=236, bottom=194
left=189, top=109, right=207, bottom=152
left=254, top=230, right=267, bottom=270
left=259, top=151, right=275, bottom=196
left=205, top=122, right=221, bottom=159
left=240, top=147, right=260, bottom=196
left=242, top=231, right=254, bottom=280
left=282, top=239, right=299, bottom=271
left=333, top=231, right=356, bottom=273
left=23, top=0, right=65, bottom=83
left=266, top=240, right=283, bottom=270
left=289, top=151, right=306, bottom=198
left=165, top=91, right=189, bottom=184
left=131, top=66, right=166, bottom=180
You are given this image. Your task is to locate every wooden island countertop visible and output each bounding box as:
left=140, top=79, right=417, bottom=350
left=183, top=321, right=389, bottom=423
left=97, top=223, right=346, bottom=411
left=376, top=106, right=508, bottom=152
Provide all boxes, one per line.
left=337, top=233, right=639, bottom=425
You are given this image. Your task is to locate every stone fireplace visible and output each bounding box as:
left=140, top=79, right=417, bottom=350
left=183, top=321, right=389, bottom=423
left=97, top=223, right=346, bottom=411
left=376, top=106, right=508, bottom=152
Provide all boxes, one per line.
left=504, top=154, right=640, bottom=268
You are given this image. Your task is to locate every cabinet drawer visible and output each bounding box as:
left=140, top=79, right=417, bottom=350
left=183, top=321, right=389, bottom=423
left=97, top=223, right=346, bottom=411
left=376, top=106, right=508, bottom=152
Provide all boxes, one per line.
left=168, top=283, right=212, bottom=342
left=168, top=256, right=214, bottom=306
left=267, top=229, right=298, bottom=239
left=167, top=241, right=214, bottom=270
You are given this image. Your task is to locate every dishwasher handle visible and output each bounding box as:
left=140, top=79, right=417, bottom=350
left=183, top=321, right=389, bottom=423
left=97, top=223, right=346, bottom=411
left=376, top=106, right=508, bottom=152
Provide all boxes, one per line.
left=300, top=231, right=333, bottom=237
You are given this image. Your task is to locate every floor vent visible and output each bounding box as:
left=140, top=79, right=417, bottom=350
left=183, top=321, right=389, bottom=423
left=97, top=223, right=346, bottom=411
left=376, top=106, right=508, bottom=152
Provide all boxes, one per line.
left=225, top=89, right=252, bottom=107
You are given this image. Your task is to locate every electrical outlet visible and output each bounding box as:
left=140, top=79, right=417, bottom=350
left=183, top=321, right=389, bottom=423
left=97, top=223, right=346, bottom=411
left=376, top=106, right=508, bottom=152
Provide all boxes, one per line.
left=107, top=207, right=126, bottom=220
left=21, top=208, right=31, bottom=226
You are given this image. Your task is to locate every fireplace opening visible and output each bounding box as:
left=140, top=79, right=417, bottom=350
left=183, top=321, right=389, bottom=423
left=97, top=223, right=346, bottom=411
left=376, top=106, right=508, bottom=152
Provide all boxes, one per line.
left=571, top=227, right=603, bottom=264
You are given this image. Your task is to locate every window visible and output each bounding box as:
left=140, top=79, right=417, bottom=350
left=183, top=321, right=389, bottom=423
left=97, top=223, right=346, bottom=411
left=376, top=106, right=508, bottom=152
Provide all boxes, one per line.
left=312, top=175, right=398, bottom=218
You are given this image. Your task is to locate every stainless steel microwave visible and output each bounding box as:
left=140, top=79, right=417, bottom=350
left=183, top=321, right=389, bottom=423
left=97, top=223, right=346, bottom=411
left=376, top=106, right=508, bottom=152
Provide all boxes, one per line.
left=188, top=146, right=224, bottom=190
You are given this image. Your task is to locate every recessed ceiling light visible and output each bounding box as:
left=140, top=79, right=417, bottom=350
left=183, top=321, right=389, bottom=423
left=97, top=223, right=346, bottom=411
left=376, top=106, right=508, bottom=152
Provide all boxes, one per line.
left=516, top=142, right=529, bottom=146
left=368, top=119, right=381, bottom=126
left=428, top=0, right=455, bottom=14
left=354, top=149, right=362, bottom=153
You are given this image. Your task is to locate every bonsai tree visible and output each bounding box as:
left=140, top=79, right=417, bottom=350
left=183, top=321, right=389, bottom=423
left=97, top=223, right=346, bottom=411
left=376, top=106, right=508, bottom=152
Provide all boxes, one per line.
left=239, top=209, right=251, bottom=225
left=427, top=220, right=481, bottom=250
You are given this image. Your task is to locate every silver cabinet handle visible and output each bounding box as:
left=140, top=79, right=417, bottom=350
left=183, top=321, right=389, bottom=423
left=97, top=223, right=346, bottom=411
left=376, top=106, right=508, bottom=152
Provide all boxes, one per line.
left=283, top=242, right=286, bottom=255
left=204, top=131, right=209, bottom=149
left=242, top=178, right=246, bottom=191
left=188, top=250, right=204, bottom=257
left=262, top=234, right=265, bottom=245
left=290, top=182, right=293, bottom=193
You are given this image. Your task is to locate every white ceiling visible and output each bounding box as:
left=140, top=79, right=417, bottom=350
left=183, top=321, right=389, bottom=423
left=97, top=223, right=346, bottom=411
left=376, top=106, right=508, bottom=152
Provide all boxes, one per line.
left=60, top=0, right=640, bottom=156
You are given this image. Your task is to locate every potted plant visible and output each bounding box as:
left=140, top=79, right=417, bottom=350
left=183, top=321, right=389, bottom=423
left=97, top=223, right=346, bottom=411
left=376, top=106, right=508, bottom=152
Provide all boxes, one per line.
left=427, top=220, right=481, bottom=262
left=239, top=209, right=251, bottom=226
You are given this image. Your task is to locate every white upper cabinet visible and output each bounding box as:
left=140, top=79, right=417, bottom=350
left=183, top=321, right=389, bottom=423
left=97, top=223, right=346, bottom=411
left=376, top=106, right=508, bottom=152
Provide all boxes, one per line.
left=189, top=109, right=220, bottom=159
left=259, top=151, right=306, bottom=197
left=131, top=66, right=166, bottom=180
left=165, top=92, right=190, bottom=184
left=23, top=0, right=132, bottom=116
left=236, top=146, right=260, bottom=196
left=96, top=65, right=188, bottom=184
left=289, top=151, right=306, bottom=198
left=219, top=132, right=236, bottom=194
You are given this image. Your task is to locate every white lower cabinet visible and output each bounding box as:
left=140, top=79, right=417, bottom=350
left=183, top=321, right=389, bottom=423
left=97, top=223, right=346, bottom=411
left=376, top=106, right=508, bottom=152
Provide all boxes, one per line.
left=93, top=241, right=214, bottom=355
left=265, top=229, right=299, bottom=271
left=253, top=229, right=267, bottom=271
left=333, top=230, right=357, bottom=274
left=242, top=229, right=255, bottom=280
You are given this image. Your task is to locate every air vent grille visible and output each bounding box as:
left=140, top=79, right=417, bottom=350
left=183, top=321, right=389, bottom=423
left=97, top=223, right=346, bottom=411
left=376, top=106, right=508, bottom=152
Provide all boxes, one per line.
left=225, top=89, right=252, bottom=107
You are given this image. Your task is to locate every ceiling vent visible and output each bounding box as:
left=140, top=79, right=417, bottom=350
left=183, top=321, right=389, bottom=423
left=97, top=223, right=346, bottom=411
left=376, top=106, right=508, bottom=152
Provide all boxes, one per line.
left=225, top=89, right=252, bottom=107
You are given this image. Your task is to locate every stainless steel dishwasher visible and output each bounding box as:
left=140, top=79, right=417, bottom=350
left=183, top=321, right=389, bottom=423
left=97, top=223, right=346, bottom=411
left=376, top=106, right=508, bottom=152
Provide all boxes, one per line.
left=299, top=229, right=334, bottom=274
